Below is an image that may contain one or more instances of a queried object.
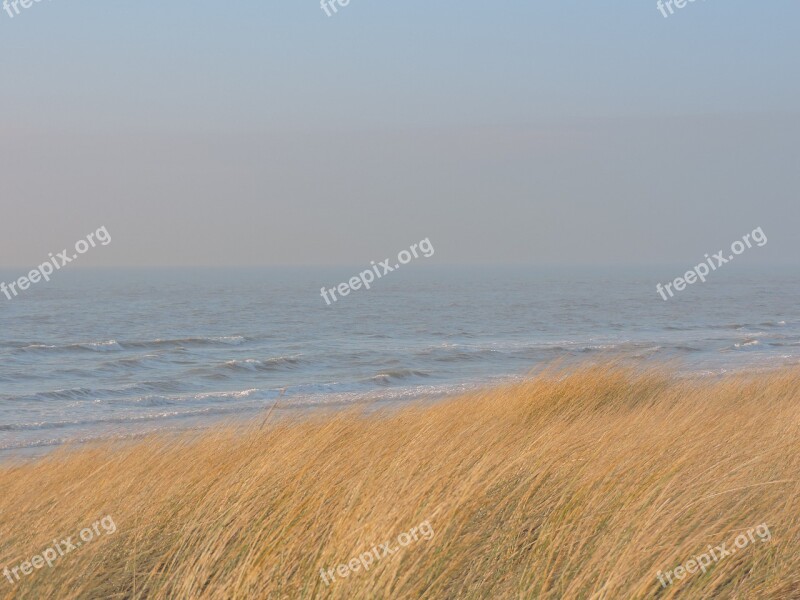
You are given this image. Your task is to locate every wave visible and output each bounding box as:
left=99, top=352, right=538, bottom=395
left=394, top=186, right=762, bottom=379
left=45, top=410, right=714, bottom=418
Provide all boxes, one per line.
left=414, top=340, right=677, bottom=362
left=1, top=380, right=190, bottom=404
left=663, top=321, right=788, bottom=332
left=97, top=354, right=165, bottom=370
left=416, top=343, right=501, bottom=362
left=18, top=340, right=123, bottom=353
left=126, top=336, right=248, bottom=349
left=367, top=369, right=430, bottom=385
left=13, top=336, right=249, bottom=355
left=720, top=339, right=762, bottom=352
left=735, top=339, right=761, bottom=348
left=183, top=355, right=307, bottom=380
left=220, top=355, right=304, bottom=373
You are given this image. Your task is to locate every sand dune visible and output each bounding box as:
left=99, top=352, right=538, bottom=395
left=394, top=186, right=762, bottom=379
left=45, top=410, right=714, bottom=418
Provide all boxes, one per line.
left=1, top=363, right=799, bottom=599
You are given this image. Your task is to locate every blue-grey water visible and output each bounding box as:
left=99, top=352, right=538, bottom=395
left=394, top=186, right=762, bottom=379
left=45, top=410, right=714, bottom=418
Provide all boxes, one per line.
left=1, top=266, right=799, bottom=457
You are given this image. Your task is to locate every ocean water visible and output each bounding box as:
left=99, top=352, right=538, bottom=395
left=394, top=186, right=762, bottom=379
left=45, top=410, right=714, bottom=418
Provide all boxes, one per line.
left=1, top=266, right=799, bottom=457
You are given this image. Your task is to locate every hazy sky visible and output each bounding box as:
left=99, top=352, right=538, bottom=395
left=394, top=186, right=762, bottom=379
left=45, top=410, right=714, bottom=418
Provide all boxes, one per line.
left=0, top=1, right=797, bottom=267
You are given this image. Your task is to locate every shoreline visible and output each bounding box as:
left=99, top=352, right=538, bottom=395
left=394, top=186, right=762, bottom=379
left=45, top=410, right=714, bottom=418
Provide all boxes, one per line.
left=3, top=358, right=797, bottom=463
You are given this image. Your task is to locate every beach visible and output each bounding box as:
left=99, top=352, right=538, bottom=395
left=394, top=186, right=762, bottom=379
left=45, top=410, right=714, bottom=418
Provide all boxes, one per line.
left=3, top=269, right=799, bottom=597
left=2, top=0, right=798, bottom=597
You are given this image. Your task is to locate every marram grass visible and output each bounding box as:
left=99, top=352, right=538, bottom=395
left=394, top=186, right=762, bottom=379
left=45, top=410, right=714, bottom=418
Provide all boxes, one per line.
left=1, top=364, right=800, bottom=599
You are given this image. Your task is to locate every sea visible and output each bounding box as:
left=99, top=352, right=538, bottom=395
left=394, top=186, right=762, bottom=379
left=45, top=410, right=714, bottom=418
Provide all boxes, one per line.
left=1, top=265, right=798, bottom=457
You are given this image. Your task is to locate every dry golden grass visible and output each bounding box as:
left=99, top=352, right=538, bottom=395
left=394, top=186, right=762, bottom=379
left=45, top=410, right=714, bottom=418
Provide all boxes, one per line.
left=2, top=363, right=800, bottom=599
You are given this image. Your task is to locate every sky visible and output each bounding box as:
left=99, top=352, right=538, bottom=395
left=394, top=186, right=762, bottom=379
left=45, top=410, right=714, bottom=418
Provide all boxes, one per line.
left=0, top=0, right=798, bottom=267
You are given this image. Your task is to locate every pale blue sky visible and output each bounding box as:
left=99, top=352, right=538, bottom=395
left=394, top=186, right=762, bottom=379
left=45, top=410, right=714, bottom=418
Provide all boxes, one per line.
left=0, top=1, right=798, bottom=266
